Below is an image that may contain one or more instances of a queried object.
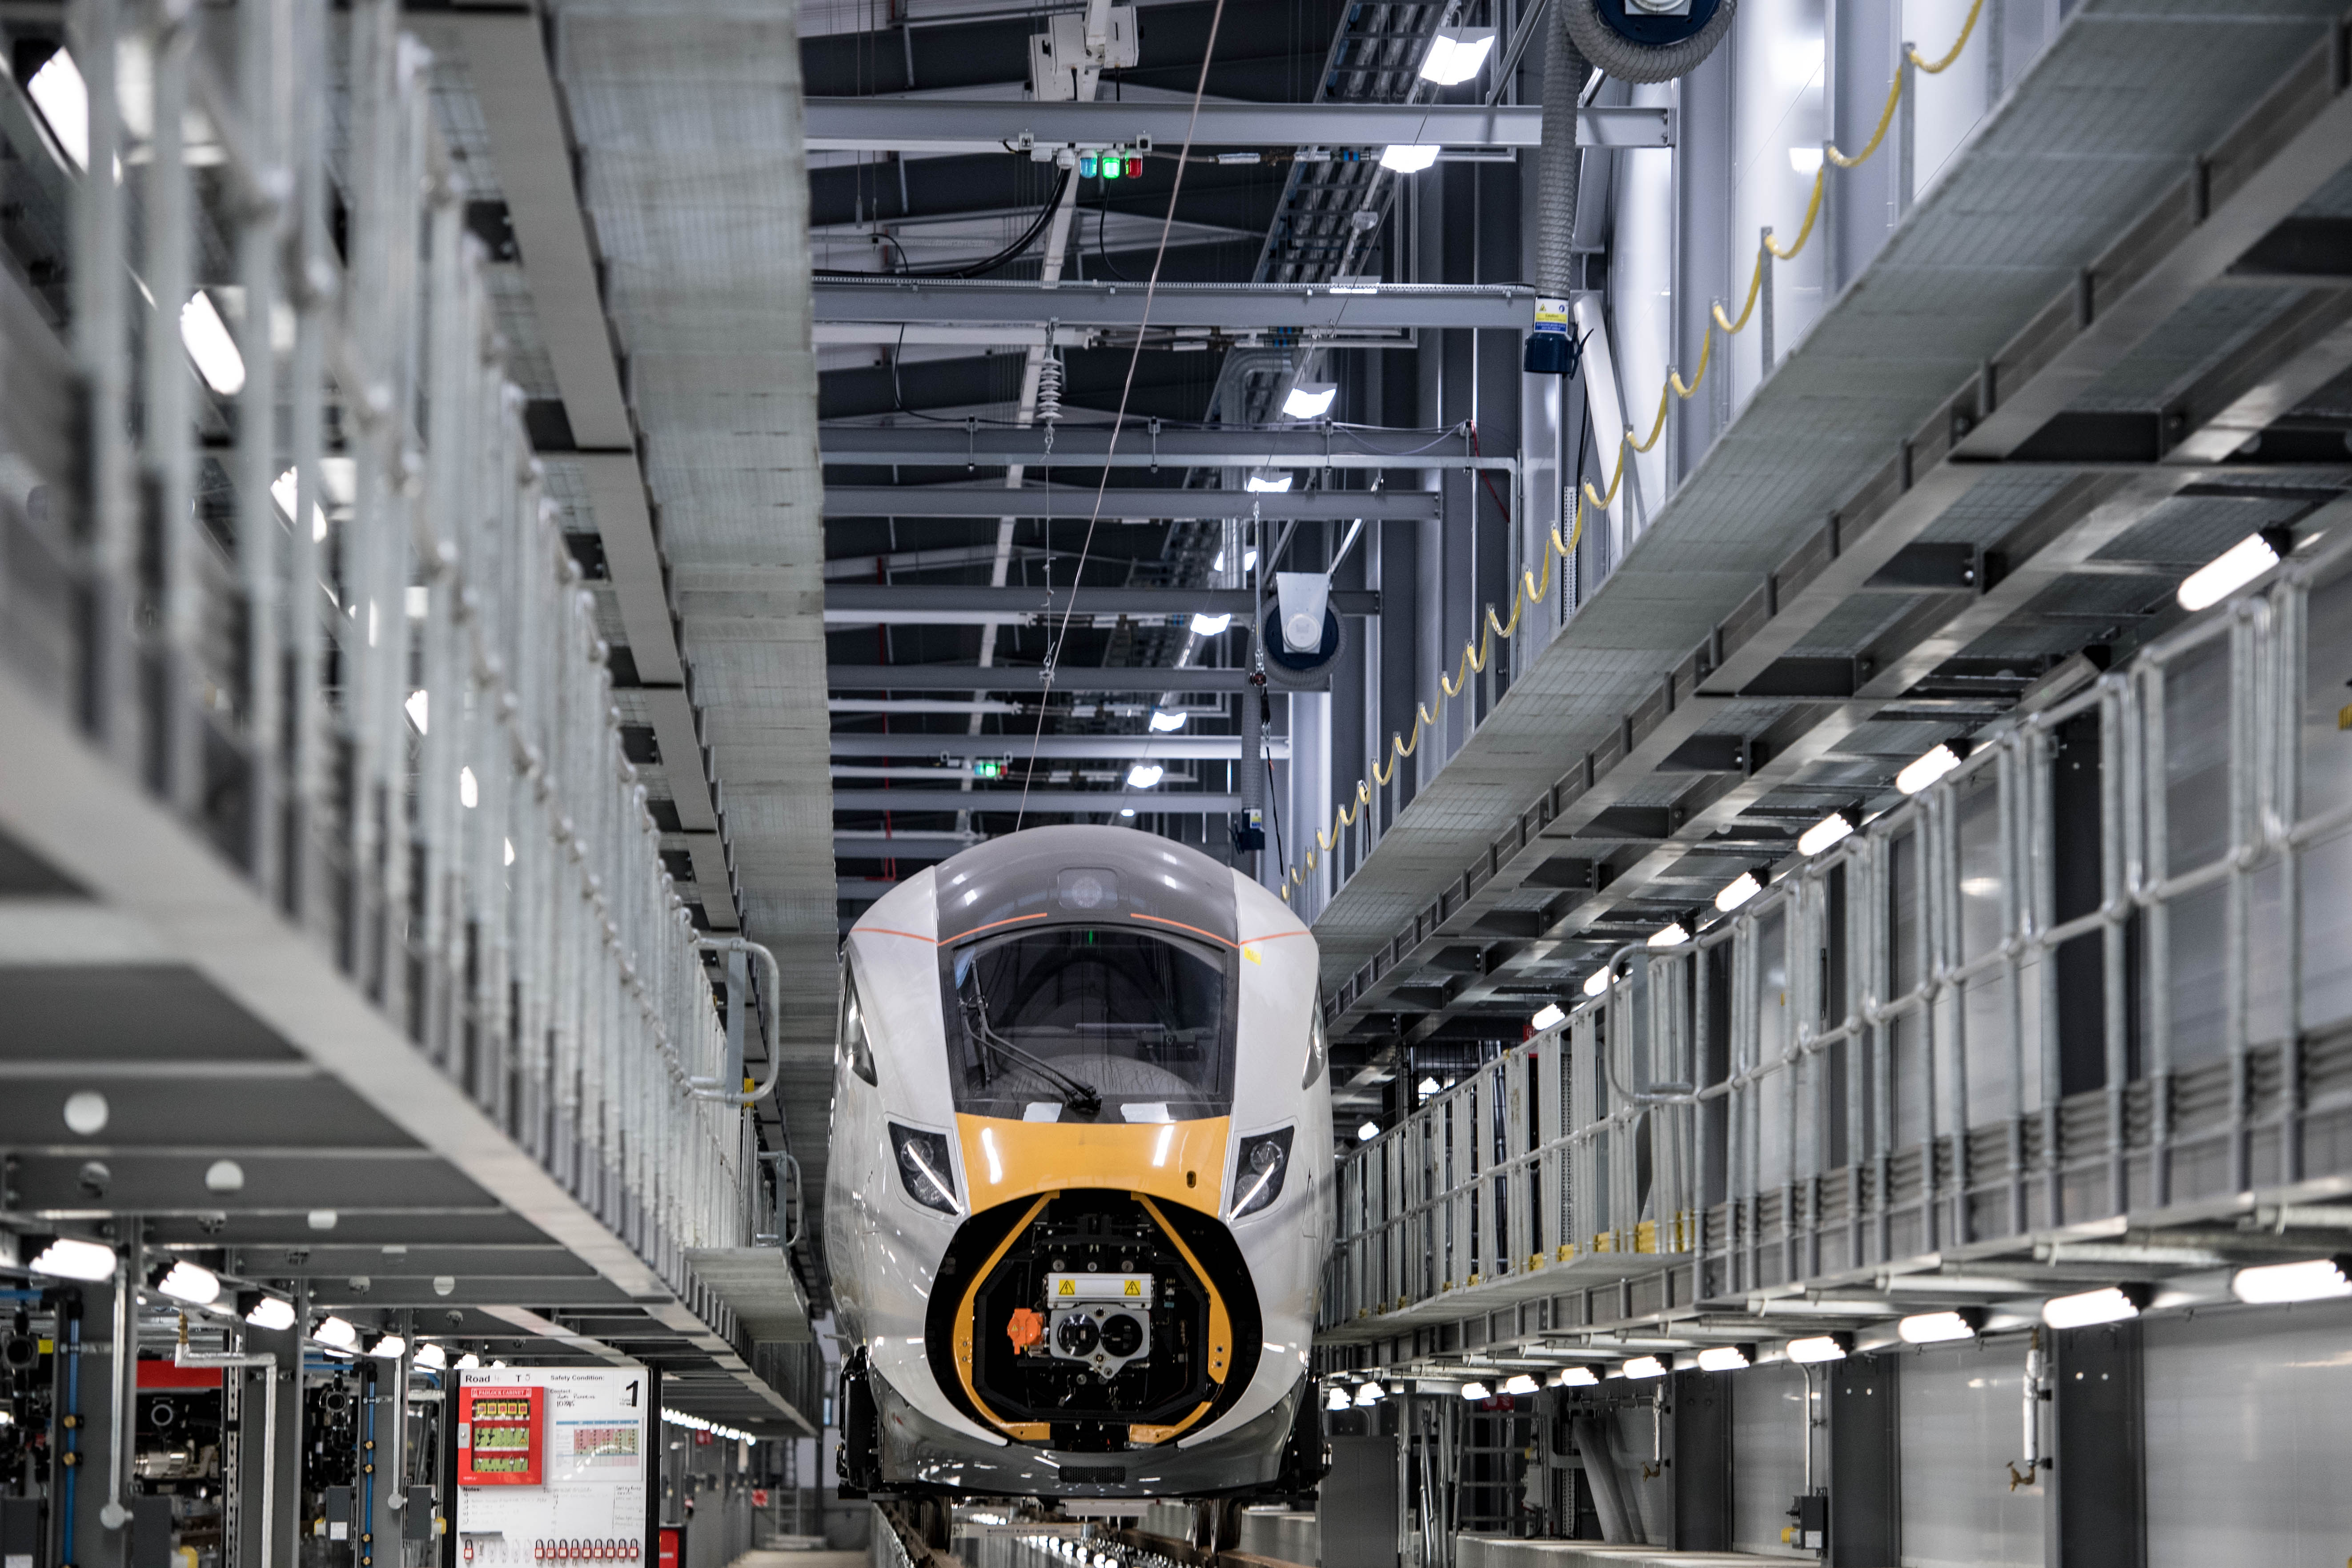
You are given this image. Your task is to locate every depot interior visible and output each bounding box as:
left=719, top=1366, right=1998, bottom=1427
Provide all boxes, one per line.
left=4, top=0, right=2352, bottom=1567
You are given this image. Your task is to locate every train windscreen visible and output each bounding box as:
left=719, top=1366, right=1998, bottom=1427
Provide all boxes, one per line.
left=941, top=926, right=1233, bottom=1120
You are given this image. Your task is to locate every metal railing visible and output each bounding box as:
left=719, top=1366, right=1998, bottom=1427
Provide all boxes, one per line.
left=0, top=0, right=757, bottom=1291
left=1324, top=528, right=2352, bottom=1328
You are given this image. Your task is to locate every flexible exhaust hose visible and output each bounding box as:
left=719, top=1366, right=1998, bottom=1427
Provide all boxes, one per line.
left=1525, top=0, right=1737, bottom=373
left=1564, top=0, right=1738, bottom=85
left=1523, top=18, right=1589, bottom=372
left=1535, top=18, right=1588, bottom=305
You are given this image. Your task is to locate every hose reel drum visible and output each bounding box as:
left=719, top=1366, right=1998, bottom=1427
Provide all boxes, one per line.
left=1261, top=571, right=1345, bottom=690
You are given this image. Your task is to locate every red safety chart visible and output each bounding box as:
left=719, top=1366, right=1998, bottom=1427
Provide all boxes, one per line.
left=453, top=1367, right=652, bottom=1568
left=458, top=1387, right=545, bottom=1486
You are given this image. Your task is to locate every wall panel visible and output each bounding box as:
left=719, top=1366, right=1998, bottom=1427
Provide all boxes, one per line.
left=1895, top=1343, right=2042, bottom=1568
left=2143, top=1299, right=2352, bottom=1568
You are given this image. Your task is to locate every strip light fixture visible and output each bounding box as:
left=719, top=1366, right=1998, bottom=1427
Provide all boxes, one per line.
left=662, top=1408, right=756, bottom=1444
left=2041, top=1286, right=2146, bottom=1330
left=1897, top=1310, right=1980, bottom=1344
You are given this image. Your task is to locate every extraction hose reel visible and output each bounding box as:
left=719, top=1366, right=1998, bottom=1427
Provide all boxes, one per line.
left=1524, top=0, right=1738, bottom=375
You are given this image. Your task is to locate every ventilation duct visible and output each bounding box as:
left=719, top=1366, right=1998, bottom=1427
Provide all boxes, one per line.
left=1525, top=0, right=1737, bottom=374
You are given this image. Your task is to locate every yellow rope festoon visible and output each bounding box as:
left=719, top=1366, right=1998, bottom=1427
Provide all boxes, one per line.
left=1276, top=499, right=1585, bottom=897
left=1274, top=0, right=1986, bottom=902
left=1587, top=0, right=1986, bottom=513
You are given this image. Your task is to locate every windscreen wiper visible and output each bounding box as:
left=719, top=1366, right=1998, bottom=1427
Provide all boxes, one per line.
left=961, top=982, right=1102, bottom=1115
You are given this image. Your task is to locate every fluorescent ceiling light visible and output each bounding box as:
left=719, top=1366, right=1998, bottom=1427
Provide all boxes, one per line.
left=413, top=1343, right=449, bottom=1371
left=1418, top=29, right=1497, bottom=85
left=368, top=1333, right=408, bottom=1360
left=1188, top=612, right=1232, bottom=636
left=313, top=1316, right=360, bottom=1351
left=1210, top=549, right=1259, bottom=573
left=1281, top=382, right=1338, bottom=420
left=1148, top=708, right=1186, bottom=733
left=2041, top=1287, right=2143, bottom=1330
left=1551, top=1367, right=1599, bottom=1388
left=1380, top=144, right=1442, bottom=174
left=1621, top=1355, right=1668, bottom=1380
left=1326, top=1384, right=1352, bottom=1410
left=1501, top=1373, right=1539, bottom=1396
left=156, top=1261, right=221, bottom=1307
left=1896, top=743, right=1962, bottom=795
left=2177, top=531, right=2282, bottom=612
left=1714, top=872, right=1763, bottom=913
left=1459, top=1380, right=1490, bottom=1400
left=2229, top=1258, right=2351, bottom=1304
left=1356, top=1121, right=1380, bottom=1142
left=1530, top=1003, right=1565, bottom=1032
left=1649, top=921, right=1690, bottom=948
left=1417, top=1076, right=1441, bottom=1098
left=454, top=1352, right=482, bottom=1370
left=1785, top=1334, right=1849, bottom=1364
left=1244, top=469, right=1294, bottom=493
left=1118, top=807, right=1136, bottom=818
left=1799, top=811, right=1855, bottom=856
left=244, top=1295, right=297, bottom=1332
left=1896, top=1310, right=1979, bottom=1344
left=1789, top=146, right=1824, bottom=174
left=1125, top=762, right=1164, bottom=790
left=180, top=292, right=247, bottom=396
left=30, top=1237, right=116, bottom=1281
left=27, top=49, right=90, bottom=168
left=1584, top=968, right=1611, bottom=998
left=1696, top=1345, right=1751, bottom=1372
left=1354, top=1381, right=1384, bottom=1405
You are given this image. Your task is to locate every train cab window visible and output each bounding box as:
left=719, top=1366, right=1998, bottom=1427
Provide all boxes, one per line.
left=839, top=965, right=877, bottom=1085
left=943, top=926, right=1231, bottom=1120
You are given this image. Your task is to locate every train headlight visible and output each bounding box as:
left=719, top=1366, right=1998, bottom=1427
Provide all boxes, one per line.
left=1301, top=1004, right=1326, bottom=1089
left=1229, top=1127, right=1293, bottom=1218
left=888, top=1124, right=960, bottom=1215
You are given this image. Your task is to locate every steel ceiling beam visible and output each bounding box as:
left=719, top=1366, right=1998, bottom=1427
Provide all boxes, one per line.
left=812, top=322, right=1416, bottom=349
left=819, top=424, right=1512, bottom=470
left=823, top=733, right=1286, bottom=760
left=813, top=277, right=1536, bottom=331
left=803, top=99, right=1671, bottom=153
left=822, top=484, right=1434, bottom=520
left=832, top=790, right=1243, bottom=813
left=834, top=834, right=979, bottom=859
left=822, top=663, right=1263, bottom=692
left=823, top=585, right=1377, bottom=623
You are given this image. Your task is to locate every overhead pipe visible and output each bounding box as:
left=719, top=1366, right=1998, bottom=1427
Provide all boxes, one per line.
left=2007, top=1328, right=2048, bottom=1491
left=1525, top=0, right=1737, bottom=375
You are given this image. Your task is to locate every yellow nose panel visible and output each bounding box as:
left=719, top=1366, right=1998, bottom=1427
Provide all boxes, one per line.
left=956, top=1115, right=1229, bottom=1216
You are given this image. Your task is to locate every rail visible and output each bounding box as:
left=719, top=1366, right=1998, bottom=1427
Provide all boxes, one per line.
left=0, top=0, right=759, bottom=1287
left=1323, top=528, right=2352, bottom=1329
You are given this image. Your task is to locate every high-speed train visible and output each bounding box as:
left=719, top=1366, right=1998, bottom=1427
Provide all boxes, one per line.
left=826, top=826, right=1332, bottom=1500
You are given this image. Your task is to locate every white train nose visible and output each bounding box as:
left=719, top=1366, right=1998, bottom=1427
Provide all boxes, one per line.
left=830, top=824, right=1327, bottom=1498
